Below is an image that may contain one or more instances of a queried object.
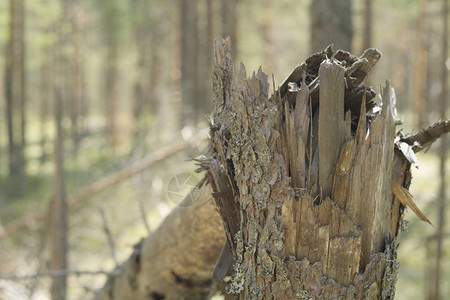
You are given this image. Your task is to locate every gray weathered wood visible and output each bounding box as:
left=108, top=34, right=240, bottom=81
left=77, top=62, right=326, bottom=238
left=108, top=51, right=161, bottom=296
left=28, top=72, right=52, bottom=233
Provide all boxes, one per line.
left=318, top=60, right=346, bottom=197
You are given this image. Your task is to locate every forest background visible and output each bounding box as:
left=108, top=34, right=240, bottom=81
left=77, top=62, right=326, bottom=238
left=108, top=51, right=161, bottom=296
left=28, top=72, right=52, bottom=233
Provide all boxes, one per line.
left=0, top=0, right=448, bottom=299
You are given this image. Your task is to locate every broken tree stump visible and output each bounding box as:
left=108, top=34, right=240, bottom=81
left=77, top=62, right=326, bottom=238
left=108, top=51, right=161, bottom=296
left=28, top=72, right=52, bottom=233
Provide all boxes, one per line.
left=207, top=37, right=436, bottom=299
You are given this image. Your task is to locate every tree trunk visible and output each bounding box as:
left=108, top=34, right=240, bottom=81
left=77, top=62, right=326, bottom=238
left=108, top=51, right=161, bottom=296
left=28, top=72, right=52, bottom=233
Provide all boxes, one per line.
left=39, top=53, right=52, bottom=167
left=362, top=0, right=373, bottom=51
left=180, top=0, right=200, bottom=128
left=95, top=181, right=226, bottom=299
left=310, top=0, right=353, bottom=53
left=48, top=37, right=69, bottom=299
left=105, top=40, right=119, bottom=152
left=103, top=1, right=120, bottom=152
left=208, top=37, right=410, bottom=299
left=5, top=0, right=26, bottom=196
left=221, top=0, right=237, bottom=59
left=413, top=0, right=428, bottom=129
left=67, top=0, right=83, bottom=156
left=433, top=0, right=448, bottom=298
left=132, top=0, right=150, bottom=143
left=206, top=0, right=214, bottom=69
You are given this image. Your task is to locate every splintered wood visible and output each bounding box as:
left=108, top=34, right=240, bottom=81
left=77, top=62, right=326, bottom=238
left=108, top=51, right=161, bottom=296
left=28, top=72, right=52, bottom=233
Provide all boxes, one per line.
left=208, top=37, right=430, bottom=299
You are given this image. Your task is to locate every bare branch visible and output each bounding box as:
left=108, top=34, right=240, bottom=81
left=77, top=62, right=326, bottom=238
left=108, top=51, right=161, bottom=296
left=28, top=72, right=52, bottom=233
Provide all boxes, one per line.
left=402, top=119, right=450, bottom=152
left=99, top=208, right=119, bottom=267
left=138, top=199, right=152, bottom=235
left=1, top=130, right=208, bottom=237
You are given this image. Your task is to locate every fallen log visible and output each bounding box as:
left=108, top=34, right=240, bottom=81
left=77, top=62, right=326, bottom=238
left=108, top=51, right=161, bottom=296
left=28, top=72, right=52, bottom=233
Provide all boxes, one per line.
left=94, top=180, right=226, bottom=300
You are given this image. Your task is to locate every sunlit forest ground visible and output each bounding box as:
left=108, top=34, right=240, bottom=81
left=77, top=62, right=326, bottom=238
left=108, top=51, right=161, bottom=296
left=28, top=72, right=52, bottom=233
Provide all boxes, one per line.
left=0, top=0, right=449, bottom=299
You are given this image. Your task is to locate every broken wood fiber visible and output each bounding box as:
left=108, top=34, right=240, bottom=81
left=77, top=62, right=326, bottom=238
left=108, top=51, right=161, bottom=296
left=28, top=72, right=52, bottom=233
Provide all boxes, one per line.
left=318, top=59, right=346, bottom=197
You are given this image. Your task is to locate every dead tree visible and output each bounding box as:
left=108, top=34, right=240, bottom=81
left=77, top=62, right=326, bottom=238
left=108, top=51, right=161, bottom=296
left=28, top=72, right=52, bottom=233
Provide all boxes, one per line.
left=207, top=37, right=436, bottom=299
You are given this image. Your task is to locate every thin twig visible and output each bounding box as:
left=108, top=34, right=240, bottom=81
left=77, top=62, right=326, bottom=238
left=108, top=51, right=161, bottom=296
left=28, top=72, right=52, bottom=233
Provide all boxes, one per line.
left=99, top=208, right=119, bottom=267
left=0, top=269, right=120, bottom=281
left=139, top=199, right=152, bottom=235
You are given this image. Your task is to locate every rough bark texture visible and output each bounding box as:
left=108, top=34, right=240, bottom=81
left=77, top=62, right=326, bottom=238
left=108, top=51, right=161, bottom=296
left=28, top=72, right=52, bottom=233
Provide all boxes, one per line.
left=95, top=181, right=226, bottom=300
left=208, top=37, right=413, bottom=299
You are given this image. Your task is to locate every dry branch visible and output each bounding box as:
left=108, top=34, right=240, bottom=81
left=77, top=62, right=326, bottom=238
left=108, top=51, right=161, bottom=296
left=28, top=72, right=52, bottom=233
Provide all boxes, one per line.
left=402, top=119, right=450, bottom=152
left=99, top=208, right=119, bottom=267
left=1, top=131, right=208, bottom=237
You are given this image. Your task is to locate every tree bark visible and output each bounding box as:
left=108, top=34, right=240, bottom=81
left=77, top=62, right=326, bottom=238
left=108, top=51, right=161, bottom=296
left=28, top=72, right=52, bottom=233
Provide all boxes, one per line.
left=310, top=0, right=353, bottom=53
left=95, top=181, right=226, bottom=299
left=209, top=37, right=411, bottom=299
